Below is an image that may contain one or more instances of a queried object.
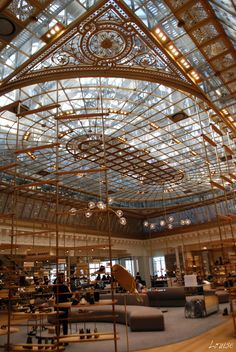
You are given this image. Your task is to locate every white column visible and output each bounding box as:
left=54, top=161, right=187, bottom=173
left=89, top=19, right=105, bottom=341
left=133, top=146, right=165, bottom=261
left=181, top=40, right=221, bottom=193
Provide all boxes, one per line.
left=132, top=256, right=138, bottom=276
left=175, top=247, right=181, bottom=270
left=137, top=256, right=151, bottom=288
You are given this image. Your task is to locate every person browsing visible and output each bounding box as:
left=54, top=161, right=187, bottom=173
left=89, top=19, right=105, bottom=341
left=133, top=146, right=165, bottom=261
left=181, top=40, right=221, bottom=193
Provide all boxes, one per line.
left=53, top=272, right=72, bottom=337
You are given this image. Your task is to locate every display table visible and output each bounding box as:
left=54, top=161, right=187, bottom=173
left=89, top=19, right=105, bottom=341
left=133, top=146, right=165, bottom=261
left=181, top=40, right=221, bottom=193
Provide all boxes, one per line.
left=12, top=310, right=63, bottom=336
left=12, top=310, right=59, bottom=322
left=0, top=327, right=19, bottom=336
left=9, top=343, right=64, bottom=351
left=0, top=290, right=9, bottom=298
left=59, top=332, right=118, bottom=343
left=12, top=310, right=54, bottom=316
left=54, top=299, right=115, bottom=309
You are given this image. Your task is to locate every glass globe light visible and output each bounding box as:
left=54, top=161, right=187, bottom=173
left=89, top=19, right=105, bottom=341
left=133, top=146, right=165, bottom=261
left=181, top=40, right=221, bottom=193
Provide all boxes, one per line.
left=97, top=201, right=106, bottom=210
left=160, top=220, right=166, bottom=226
left=85, top=210, right=92, bottom=218
left=150, top=223, right=155, bottom=230
left=119, top=217, right=127, bottom=225
left=108, top=197, right=113, bottom=204
left=69, top=207, right=77, bottom=215
left=143, top=221, right=149, bottom=227
left=185, top=219, right=191, bottom=225
left=167, top=223, right=173, bottom=229
left=88, top=201, right=96, bottom=209
left=168, top=216, right=174, bottom=223
left=180, top=219, right=185, bottom=225
left=116, top=209, right=123, bottom=217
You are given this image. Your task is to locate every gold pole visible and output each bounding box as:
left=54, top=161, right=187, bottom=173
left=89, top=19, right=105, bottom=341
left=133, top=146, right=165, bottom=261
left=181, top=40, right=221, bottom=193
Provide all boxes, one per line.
left=55, top=81, right=60, bottom=350
left=195, top=97, right=227, bottom=277
left=99, top=83, right=118, bottom=352
left=6, top=97, right=21, bottom=349
left=211, top=124, right=236, bottom=274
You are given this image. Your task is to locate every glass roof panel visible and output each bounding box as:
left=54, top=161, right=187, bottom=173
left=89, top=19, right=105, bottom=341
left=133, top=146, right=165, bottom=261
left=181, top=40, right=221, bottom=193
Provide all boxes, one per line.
left=0, top=76, right=235, bottom=209
left=0, top=0, right=235, bottom=214
left=209, top=0, right=236, bottom=48
left=47, top=0, right=86, bottom=24
left=7, top=0, right=35, bottom=21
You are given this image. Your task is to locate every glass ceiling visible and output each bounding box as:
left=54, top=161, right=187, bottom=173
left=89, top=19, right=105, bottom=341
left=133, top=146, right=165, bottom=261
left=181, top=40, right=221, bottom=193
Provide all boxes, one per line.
left=0, top=0, right=235, bottom=212
left=1, top=0, right=235, bottom=106
left=1, top=77, right=235, bottom=208
left=209, top=0, right=236, bottom=49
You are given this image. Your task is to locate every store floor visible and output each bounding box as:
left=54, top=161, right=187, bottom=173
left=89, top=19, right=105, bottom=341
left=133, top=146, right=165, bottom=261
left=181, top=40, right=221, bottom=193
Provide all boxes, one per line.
left=137, top=318, right=234, bottom=352
left=0, top=304, right=233, bottom=352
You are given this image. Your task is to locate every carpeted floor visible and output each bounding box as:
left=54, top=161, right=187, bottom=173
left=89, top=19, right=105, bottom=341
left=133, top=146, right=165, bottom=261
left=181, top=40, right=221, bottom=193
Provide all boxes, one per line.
left=0, top=303, right=230, bottom=352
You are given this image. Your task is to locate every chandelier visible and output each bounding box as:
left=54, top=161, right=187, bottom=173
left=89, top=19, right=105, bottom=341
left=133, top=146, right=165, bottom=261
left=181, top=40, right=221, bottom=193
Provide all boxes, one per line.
left=143, top=216, right=191, bottom=231
left=69, top=201, right=127, bottom=225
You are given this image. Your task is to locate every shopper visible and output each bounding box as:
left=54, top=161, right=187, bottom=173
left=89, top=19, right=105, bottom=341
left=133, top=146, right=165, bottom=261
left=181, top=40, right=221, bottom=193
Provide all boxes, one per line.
left=53, top=272, right=72, bottom=337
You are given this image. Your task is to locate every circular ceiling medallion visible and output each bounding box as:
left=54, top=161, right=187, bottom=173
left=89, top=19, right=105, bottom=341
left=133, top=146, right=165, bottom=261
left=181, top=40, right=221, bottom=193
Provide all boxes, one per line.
left=79, top=23, right=133, bottom=65
left=0, top=17, right=15, bottom=36
left=89, top=30, right=126, bottom=59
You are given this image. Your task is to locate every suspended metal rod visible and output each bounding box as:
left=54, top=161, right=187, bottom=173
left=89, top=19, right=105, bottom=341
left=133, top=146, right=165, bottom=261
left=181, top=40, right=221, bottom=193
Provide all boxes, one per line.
left=14, top=180, right=58, bottom=189
left=16, top=103, right=60, bottom=117
left=55, top=112, right=109, bottom=120
left=54, top=167, right=108, bottom=175
left=0, top=163, right=18, bottom=172
left=15, top=143, right=59, bottom=154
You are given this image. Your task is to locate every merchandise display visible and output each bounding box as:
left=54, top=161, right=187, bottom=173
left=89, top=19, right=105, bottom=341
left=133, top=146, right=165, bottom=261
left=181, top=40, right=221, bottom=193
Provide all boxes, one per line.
left=0, top=0, right=235, bottom=351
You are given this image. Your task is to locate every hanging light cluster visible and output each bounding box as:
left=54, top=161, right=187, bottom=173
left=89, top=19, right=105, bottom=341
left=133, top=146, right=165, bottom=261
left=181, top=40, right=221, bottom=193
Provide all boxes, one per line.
left=68, top=201, right=127, bottom=225
left=144, top=216, right=191, bottom=230
left=85, top=201, right=127, bottom=225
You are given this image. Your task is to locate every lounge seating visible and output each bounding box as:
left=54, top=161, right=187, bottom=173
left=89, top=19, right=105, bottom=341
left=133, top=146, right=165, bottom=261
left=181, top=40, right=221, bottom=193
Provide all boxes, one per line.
left=103, top=287, right=217, bottom=308
left=101, top=289, right=186, bottom=307
left=68, top=304, right=164, bottom=331
left=128, top=306, right=164, bottom=331
left=48, top=286, right=221, bottom=331
left=48, top=299, right=165, bottom=332
left=147, top=287, right=186, bottom=307
left=100, top=292, right=149, bottom=306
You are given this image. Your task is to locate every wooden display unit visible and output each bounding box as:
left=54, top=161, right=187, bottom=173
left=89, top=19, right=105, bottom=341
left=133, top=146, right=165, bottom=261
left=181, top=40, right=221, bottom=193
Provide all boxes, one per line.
left=0, top=95, right=119, bottom=352
left=227, top=287, right=236, bottom=337
left=59, top=332, right=118, bottom=344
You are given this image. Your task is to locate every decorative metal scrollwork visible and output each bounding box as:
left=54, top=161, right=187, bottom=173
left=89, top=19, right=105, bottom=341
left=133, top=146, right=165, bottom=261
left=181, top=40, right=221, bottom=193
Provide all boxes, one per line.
left=89, top=30, right=126, bottom=59
left=135, top=53, right=160, bottom=68
left=51, top=51, right=72, bottom=66
left=9, top=0, right=192, bottom=89
left=79, top=23, right=133, bottom=66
